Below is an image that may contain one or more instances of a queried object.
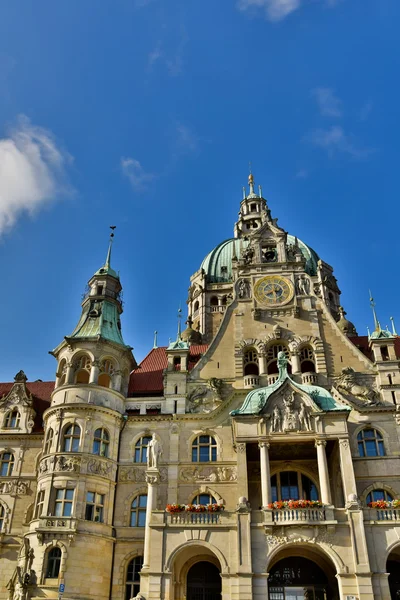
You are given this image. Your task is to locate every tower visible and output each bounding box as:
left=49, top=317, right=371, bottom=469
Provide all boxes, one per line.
left=26, top=232, right=135, bottom=600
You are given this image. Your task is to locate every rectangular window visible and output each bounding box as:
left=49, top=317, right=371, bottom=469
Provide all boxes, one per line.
left=85, top=492, right=105, bottom=522
left=35, top=490, right=45, bottom=519
left=54, top=488, right=74, bottom=517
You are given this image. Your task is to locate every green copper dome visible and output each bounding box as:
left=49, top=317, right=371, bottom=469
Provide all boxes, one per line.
left=200, top=235, right=319, bottom=283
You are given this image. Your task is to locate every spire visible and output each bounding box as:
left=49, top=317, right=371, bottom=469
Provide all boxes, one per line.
left=153, top=330, right=158, bottom=349
left=105, top=226, right=116, bottom=269
left=369, top=290, right=380, bottom=332
left=248, top=164, right=255, bottom=196
left=177, top=306, right=182, bottom=340
left=391, top=316, right=398, bottom=336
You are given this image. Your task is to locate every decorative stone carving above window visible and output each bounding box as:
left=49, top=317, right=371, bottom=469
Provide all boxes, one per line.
left=0, top=371, right=36, bottom=434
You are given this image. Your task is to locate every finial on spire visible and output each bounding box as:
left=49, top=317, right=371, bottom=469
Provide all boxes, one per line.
left=248, top=163, right=255, bottom=195
left=391, top=316, right=398, bottom=336
left=369, top=290, right=380, bottom=332
left=177, top=306, right=182, bottom=340
left=258, top=184, right=262, bottom=198
left=242, top=186, right=246, bottom=200
left=153, top=330, right=158, bottom=349
left=105, top=226, right=116, bottom=268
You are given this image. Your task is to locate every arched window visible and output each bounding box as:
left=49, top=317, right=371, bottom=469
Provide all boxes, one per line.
left=210, top=296, right=218, bottom=307
left=366, top=489, right=393, bottom=504
left=130, top=495, right=147, bottom=527
left=194, top=300, right=199, bottom=312
left=357, top=429, right=385, bottom=457
left=0, top=504, right=5, bottom=532
left=134, top=436, right=152, bottom=463
left=93, top=428, right=110, bottom=457
left=266, top=344, right=291, bottom=375
left=173, top=357, right=181, bottom=371
left=4, top=410, right=20, bottom=428
left=192, top=435, right=217, bottom=462
left=45, top=547, right=62, bottom=579
left=300, top=346, right=316, bottom=373
left=62, top=424, right=81, bottom=452
left=75, top=355, right=91, bottom=384
left=57, top=359, right=67, bottom=386
left=0, top=452, right=14, bottom=476
left=44, top=428, right=54, bottom=454
left=243, top=348, right=259, bottom=376
left=192, top=493, right=217, bottom=505
left=126, top=556, right=143, bottom=600
left=271, top=471, right=318, bottom=502
left=98, top=359, right=115, bottom=388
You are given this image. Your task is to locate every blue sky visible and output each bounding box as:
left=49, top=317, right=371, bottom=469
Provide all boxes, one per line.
left=0, top=0, right=399, bottom=382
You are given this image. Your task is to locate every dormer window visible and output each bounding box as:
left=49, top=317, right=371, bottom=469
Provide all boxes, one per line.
left=97, top=285, right=104, bottom=296
left=173, top=357, right=181, bottom=371
left=250, top=203, right=257, bottom=212
left=4, top=410, right=20, bottom=429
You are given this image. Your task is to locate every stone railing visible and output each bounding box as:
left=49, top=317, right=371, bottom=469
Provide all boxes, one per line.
left=165, top=511, right=234, bottom=526
left=366, top=508, right=400, bottom=522
left=211, top=306, right=226, bottom=313
left=301, top=372, right=318, bottom=384
left=37, top=516, right=77, bottom=530
left=267, top=375, right=279, bottom=385
left=272, top=508, right=327, bottom=524
left=244, top=376, right=260, bottom=389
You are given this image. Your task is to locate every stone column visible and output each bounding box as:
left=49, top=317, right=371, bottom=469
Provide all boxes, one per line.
left=89, top=361, right=100, bottom=384
left=259, top=442, right=271, bottom=509
left=66, top=361, right=75, bottom=384
left=315, top=440, right=332, bottom=505
left=258, top=355, right=267, bottom=375
left=290, top=352, right=301, bottom=374
left=338, top=438, right=357, bottom=501
left=143, top=470, right=160, bottom=569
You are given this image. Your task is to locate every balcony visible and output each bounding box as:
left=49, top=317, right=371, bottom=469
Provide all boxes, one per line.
left=272, top=507, right=326, bottom=524
left=365, top=508, right=400, bottom=522
left=150, top=511, right=235, bottom=529
left=244, top=376, right=260, bottom=389
left=35, top=516, right=77, bottom=545
left=211, top=306, right=226, bottom=313
left=267, top=375, right=279, bottom=385
left=301, top=372, right=318, bottom=385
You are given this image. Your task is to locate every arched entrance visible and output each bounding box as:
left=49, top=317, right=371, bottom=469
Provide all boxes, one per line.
left=268, top=554, right=339, bottom=600
left=187, top=561, right=221, bottom=600
left=387, top=547, right=400, bottom=599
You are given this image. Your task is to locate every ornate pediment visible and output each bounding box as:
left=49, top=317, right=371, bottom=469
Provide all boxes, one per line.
left=0, top=372, right=33, bottom=410
left=0, top=371, right=36, bottom=434
left=263, top=383, right=318, bottom=434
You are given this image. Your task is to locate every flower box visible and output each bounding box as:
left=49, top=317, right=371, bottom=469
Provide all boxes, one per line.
left=166, top=503, right=225, bottom=513
left=368, top=499, right=400, bottom=509
left=268, top=499, right=324, bottom=510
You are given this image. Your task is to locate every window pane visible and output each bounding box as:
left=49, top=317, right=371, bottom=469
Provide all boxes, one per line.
left=378, top=441, right=385, bottom=456
left=211, top=447, right=217, bottom=461
left=192, top=448, right=197, bottom=462
left=142, top=447, right=148, bottom=463
left=199, top=446, right=209, bottom=461
left=365, top=441, right=378, bottom=457
left=87, top=492, right=95, bottom=502
left=85, top=505, right=94, bottom=520
left=364, top=430, right=375, bottom=438
left=134, top=448, right=141, bottom=462
left=137, top=511, right=146, bottom=527
left=55, top=503, right=62, bottom=517
left=139, top=495, right=147, bottom=508
left=71, top=438, right=80, bottom=452
left=93, top=440, right=100, bottom=454
left=358, top=442, right=365, bottom=457
left=65, top=489, right=74, bottom=500
left=63, top=502, right=72, bottom=517
left=372, top=490, right=386, bottom=501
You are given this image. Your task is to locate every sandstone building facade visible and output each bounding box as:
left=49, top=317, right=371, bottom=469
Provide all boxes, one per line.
left=1, top=173, right=400, bottom=600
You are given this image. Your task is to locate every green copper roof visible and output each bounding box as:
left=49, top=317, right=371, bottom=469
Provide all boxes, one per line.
left=200, top=235, right=319, bottom=283
left=69, top=299, right=127, bottom=347
left=231, top=352, right=349, bottom=416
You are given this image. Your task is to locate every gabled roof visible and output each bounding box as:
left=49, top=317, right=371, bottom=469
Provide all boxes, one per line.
left=128, top=345, right=208, bottom=397
left=0, top=381, right=53, bottom=433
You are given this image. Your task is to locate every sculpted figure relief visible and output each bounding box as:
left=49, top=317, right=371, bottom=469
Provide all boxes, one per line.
left=147, top=433, right=162, bottom=469
left=238, top=278, right=251, bottom=299
left=336, top=367, right=380, bottom=404
left=270, top=392, right=313, bottom=433
left=271, top=405, right=282, bottom=433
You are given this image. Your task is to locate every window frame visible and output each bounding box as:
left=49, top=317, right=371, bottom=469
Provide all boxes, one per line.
left=357, top=428, right=385, bottom=457
left=125, top=556, right=143, bottom=600
left=85, top=491, right=105, bottom=522
left=45, top=547, right=62, bottom=579
left=93, top=428, right=110, bottom=457
left=191, top=435, right=217, bottom=463
left=54, top=488, right=74, bottom=517
left=62, top=424, right=81, bottom=453
left=35, top=489, right=46, bottom=519
left=0, top=452, right=14, bottom=476
left=192, top=493, right=217, bottom=505
left=44, top=428, right=54, bottom=455
left=130, top=494, right=147, bottom=527
left=366, top=489, right=393, bottom=504
left=271, top=471, right=319, bottom=502
left=0, top=503, right=5, bottom=532
left=4, top=410, right=20, bottom=429
left=134, top=436, right=152, bottom=464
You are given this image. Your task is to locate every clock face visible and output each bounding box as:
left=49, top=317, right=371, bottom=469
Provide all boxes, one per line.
left=254, top=275, right=294, bottom=306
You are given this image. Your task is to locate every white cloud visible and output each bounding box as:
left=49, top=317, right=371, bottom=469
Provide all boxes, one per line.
left=0, top=115, right=72, bottom=236
left=309, top=126, right=374, bottom=159
left=312, top=88, right=342, bottom=117
left=147, top=26, right=188, bottom=77
left=237, top=0, right=300, bottom=21
left=121, top=158, right=156, bottom=190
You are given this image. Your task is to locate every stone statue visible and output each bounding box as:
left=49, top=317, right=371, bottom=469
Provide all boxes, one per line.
left=238, top=279, right=250, bottom=299
left=298, top=402, right=311, bottom=431
left=147, top=433, right=162, bottom=469
left=242, top=245, right=254, bottom=265
left=282, top=391, right=297, bottom=431
left=271, top=405, right=282, bottom=432
left=336, top=367, right=380, bottom=404
left=296, top=276, right=310, bottom=295
left=208, top=377, right=223, bottom=399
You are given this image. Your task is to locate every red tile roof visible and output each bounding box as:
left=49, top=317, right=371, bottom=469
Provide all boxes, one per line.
left=128, top=345, right=208, bottom=396
left=349, top=335, right=400, bottom=361
left=0, top=381, right=54, bottom=433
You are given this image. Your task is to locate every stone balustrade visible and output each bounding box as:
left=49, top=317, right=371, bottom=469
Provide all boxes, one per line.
left=365, top=508, right=400, bottom=522
left=164, top=511, right=233, bottom=526
left=301, top=372, right=318, bottom=384
left=244, top=376, right=260, bottom=389
left=272, top=507, right=326, bottom=524
left=267, top=375, right=278, bottom=385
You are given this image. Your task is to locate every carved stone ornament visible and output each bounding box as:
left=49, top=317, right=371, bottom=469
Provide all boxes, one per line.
left=54, top=455, right=81, bottom=473
left=237, top=278, right=251, bottom=300
left=0, top=480, right=29, bottom=497
left=145, top=472, right=161, bottom=485
left=270, top=390, right=313, bottom=434
left=187, top=385, right=221, bottom=414
left=119, top=466, right=167, bottom=483
left=179, top=466, right=237, bottom=483
left=235, top=443, right=246, bottom=453
left=335, top=367, right=380, bottom=404
left=295, top=275, right=310, bottom=296
left=87, top=458, right=112, bottom=477
left=6, top=537, right=34, bottom=600
left=266, top=527, right=334, bottom=551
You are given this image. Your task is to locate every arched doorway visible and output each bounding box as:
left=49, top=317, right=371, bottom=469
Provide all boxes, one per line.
left=387, top=547, right=400, bottom=599
left=187, top=561, right=221, bottom=600
left=268, top=556, right=339, bottom=599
